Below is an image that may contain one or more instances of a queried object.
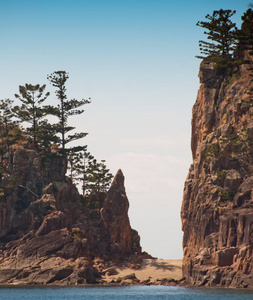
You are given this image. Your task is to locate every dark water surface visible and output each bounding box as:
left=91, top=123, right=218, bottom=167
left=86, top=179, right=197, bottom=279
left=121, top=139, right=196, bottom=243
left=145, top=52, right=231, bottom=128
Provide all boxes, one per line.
left=0, top=285, right=252, bottom=300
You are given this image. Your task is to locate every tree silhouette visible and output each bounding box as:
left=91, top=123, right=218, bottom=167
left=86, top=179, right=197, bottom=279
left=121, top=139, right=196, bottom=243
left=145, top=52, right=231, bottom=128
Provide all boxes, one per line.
left=14, top=84, right=50, bottom=149
left=238, top=7, right=253, bottom=54
left=47, top=71, right=90, bottom=157
left=196, top=9, right=238, bottom=67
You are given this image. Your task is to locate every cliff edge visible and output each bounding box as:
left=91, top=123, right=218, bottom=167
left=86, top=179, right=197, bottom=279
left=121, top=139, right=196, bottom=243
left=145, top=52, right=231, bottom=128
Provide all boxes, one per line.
left=181, top=52, right=253, bottom=288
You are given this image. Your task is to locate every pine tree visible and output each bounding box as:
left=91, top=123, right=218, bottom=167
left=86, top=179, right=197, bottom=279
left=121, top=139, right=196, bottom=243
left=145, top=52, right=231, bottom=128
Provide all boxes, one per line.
left=240, top=6, right=253, bottom=103
left=47, top=71, right=90, bottom=157
left=0, top=99, right=17, bottom=159
left=238, top=7, right=253, bottom=54
left=14, top=84, right=50, bottom=149
left=36, top=119, right=60, bottom=156
left=86, top=159, right=113, bottom=194
left=0, top=98, right=23, bottom=167
left=196, top=9, right=239, bottom=67
left=0, top=99, right=22, bottom=198
left=68, top=148, right=94, bottom=195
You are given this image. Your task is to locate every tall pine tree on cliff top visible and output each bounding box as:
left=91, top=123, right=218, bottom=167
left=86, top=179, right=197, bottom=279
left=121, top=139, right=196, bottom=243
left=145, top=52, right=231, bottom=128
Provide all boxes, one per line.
left=0, top=98, right=22, bottom=198
left=0, top=98, right=19, bottom=169
left=239, top=7, right=253, bottom=54
left=14, top=84, right=50, bottom=149
left=196, top=9, right=238, bottom=67
left=0, top=99, right=18, bottom=157
left=47, top=71, right=90, bottom=156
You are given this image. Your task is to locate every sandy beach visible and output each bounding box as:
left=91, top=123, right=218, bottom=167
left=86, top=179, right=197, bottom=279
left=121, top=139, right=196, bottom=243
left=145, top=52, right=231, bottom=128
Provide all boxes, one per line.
left=102, top=259, right=183, bottom=285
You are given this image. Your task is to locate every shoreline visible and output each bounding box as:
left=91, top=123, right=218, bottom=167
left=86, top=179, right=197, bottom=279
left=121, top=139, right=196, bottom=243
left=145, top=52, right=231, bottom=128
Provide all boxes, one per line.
left=0, top=258, right=252, bottom=291
left=100, top=258, right=183, bottom=286
left=0, top=258, right=183, bottom=287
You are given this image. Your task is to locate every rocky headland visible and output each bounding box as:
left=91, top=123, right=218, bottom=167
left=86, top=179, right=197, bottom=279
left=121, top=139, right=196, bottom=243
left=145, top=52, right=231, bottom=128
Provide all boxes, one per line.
left=0, top=145, right=144, bottom=285
left=181, top=51, right=253, bottom=288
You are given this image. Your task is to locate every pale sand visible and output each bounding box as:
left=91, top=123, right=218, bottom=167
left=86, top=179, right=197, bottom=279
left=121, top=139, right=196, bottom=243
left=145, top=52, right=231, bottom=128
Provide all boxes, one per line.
left=103, top=259, right=183, bottom=283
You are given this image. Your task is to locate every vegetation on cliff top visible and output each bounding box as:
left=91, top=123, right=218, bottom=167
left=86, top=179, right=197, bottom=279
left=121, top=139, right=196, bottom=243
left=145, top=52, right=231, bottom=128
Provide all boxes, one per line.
left=193, top=4, right=253, bottom=210
left=196, top=5, right=253, bottom=67
left=0, top=72, right=113, bottom=204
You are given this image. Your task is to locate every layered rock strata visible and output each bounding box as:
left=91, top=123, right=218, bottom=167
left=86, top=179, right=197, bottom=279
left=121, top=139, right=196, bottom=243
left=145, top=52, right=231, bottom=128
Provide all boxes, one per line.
left=181, top=54, right=253, bottom=288
left=0, top=147, right=141, bottom=285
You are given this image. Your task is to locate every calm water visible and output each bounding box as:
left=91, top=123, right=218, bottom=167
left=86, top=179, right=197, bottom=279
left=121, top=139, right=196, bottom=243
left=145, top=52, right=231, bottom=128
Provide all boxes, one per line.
left=0, top=286, right=252, bottom=300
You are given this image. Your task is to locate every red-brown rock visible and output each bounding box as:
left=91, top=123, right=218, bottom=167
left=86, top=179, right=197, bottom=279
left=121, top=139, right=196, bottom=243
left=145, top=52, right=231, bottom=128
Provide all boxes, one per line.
left=0, top=152, right=143, bottom=285
left=101, top=169, right=142, bottom=256
left=181, top=53, right=253, bottom=288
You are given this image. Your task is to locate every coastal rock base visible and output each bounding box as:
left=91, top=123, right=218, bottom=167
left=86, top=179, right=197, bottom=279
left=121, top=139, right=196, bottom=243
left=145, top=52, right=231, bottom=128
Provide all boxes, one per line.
left=0, top=164, right=143, bottom=285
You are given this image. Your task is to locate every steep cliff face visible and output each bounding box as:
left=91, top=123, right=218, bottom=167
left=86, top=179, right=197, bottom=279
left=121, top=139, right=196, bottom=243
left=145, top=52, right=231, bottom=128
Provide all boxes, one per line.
left=0, top=147, right=142, bottom=285
left=181, top=54, right=253, bottom=288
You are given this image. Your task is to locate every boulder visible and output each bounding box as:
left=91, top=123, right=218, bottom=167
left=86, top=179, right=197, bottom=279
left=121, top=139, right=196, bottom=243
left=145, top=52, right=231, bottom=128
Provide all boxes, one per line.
left=36, top=211, right=71, bottom=236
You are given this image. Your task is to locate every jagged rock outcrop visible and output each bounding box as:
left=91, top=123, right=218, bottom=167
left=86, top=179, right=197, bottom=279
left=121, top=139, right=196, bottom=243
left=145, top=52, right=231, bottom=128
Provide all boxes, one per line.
left=101, top=169, right=141, bottom=256
left=181, top=54, right=253, bottom=288
left=0, top=147, right=142, bottom=285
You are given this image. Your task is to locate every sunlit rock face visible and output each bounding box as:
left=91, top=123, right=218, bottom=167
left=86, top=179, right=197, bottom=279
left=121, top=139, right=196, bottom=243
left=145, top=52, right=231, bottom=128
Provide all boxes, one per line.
left=101, top=169, right=142, bottom=257
left=0, top=145, right=142, bottom=285
left=181, top=52, right=253, bottom=288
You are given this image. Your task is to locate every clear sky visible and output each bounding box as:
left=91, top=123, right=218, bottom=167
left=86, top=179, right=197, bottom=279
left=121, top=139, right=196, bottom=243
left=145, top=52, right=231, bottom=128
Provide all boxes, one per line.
left=0, top=0, right=250, bottom=258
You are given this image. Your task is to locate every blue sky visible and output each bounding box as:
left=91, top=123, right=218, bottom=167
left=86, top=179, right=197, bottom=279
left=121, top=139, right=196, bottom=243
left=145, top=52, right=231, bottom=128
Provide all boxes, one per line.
left=0, top=0, right=251, bottom=258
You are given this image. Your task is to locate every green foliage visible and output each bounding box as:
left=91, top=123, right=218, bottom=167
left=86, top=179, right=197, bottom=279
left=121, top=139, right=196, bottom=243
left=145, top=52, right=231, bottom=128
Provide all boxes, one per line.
left=47, top=71, right=90, bottom=156
left=215, top=170, right=227, bottom=187
left=85, top=159, right=113, bottom=194
left=14, top=84, right=50, bottom=149
left=68, top=147, right=113, bottom=196
left=0, top=99, right=19, bottom=154
left=36, top=120, right=60, bottom=157
left=83, top=191, right=107, bottom=219
left=226, top=73, right=240, bottom=87
left=205, top=143, right=220, bottom=158
left=0, top=99, right=23, bottom=199
left=0, top=176, right=20, bottom=202
left=0, top=71, right=113, bottom=214
left=217, top=187, right=234, bottom=203
left=238, top=7, right=253, bottom=53
left=240, top=7, right=253, bottom=100
left=72, top=228, right=83, bottom=240
left=196, top=9, right=239, bottom=67
left=68, top=147, right=93, bottom=195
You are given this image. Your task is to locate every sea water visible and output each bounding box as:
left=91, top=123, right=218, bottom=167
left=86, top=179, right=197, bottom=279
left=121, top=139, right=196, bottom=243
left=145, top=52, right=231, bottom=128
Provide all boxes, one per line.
left=0, top=286, right=252, bottom=300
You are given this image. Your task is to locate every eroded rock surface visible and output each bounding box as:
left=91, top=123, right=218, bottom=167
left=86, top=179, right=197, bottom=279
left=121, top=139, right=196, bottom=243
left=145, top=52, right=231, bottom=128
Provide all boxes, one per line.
left=181, top=54, right=253, bottom=288
left=0, top=148, right=142, bottom=285
left=101, top=169, right=141, bottom=256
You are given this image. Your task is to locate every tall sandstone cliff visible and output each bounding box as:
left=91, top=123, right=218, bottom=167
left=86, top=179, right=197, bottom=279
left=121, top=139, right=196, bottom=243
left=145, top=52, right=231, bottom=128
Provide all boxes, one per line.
left=181, top=53, right=253, bottom=288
